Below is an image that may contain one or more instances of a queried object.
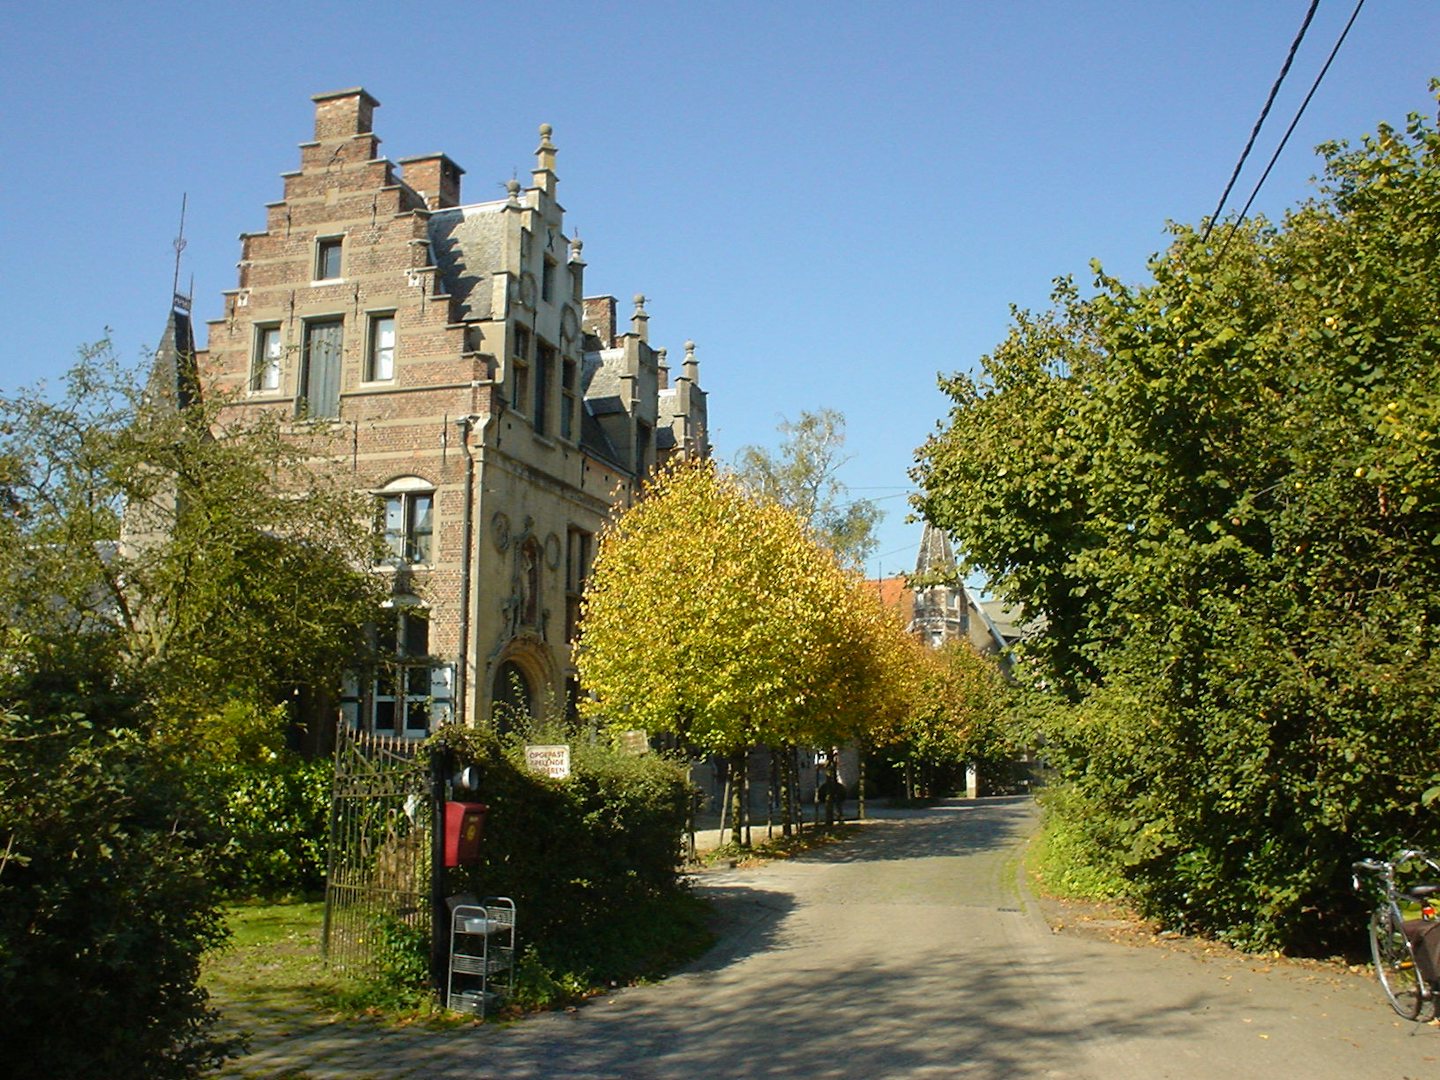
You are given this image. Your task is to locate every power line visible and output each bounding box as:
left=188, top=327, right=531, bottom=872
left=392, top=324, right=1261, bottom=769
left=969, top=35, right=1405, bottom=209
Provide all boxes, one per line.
left=1214, top=0, right=1367, bottom=262
left=1201, top=0, right=1320, bottom=245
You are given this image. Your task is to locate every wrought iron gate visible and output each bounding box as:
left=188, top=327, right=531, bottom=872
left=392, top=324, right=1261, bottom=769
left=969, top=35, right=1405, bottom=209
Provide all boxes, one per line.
left=322, top=724, right=432, bottom=977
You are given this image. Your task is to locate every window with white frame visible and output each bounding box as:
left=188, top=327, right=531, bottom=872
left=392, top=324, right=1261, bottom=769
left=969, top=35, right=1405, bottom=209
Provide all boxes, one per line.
left=371, top=610, right=444, bottom=738
left=367, top=313, right=396, bottom=381
left=252, top=324, right=282, bottom=392
left=378, top=479, right=434, bottom=565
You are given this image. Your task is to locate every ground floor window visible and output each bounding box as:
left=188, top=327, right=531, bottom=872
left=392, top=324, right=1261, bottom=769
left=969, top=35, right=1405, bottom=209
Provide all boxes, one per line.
left=339, top=609, right=452, bottom=738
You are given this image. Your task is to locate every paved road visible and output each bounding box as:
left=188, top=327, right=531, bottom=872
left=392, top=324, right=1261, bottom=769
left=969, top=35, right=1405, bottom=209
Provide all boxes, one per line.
left=226, top=799, right=1440, bottom=1079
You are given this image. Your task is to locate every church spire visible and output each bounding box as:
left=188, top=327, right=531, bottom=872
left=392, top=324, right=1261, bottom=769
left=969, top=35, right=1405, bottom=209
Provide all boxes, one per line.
left=145, top=197, right=199, bottom=413
left=914, top=522, right=955, bottom=577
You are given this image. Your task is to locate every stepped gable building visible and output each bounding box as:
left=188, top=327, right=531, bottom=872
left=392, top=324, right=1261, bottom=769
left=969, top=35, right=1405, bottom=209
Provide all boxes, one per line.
left=196, top=88, right=709, bottom=738
left=872, top=523, right=1019, bottom=657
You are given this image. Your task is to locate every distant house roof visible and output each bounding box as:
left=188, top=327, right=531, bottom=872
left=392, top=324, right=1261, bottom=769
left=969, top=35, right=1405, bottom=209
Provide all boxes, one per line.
left=870, top=575, right=913, bottom=615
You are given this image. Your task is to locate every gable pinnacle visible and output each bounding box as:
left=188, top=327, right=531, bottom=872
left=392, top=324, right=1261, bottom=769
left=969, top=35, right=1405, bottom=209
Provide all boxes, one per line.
left=536, top=123, right=557, bottom=170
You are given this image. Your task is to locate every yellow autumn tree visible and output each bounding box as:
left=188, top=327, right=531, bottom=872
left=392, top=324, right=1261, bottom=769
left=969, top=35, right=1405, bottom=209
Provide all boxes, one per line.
left=577, top=459, right=900, bottom=843
left=872, top=638, right=1012, bottom=798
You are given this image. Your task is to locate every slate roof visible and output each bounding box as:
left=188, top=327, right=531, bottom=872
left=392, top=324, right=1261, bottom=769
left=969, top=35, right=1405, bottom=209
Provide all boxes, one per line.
left=914, top=522, right=956, bottom=577
left=580, top=405, right=624, bottom=469
left=428, top=203, right=507, bottom=321
left=146, top=308, right=199, bottom=413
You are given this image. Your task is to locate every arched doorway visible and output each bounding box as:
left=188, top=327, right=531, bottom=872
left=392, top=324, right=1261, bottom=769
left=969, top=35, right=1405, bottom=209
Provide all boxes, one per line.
left=491, top=659, right=534, bottom=734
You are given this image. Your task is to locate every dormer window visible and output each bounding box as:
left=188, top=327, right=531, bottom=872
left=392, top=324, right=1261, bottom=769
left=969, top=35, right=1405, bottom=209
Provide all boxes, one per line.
left=315, top=237, right=343, bottom=280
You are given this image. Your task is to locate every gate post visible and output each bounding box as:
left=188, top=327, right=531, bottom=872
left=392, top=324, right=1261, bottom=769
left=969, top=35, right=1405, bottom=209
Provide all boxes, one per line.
left=429, top=745, right=450, bottom=996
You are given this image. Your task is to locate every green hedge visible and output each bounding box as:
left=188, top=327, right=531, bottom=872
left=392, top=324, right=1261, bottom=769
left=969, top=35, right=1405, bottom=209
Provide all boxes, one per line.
left=431, top=724, right=697, bottom=987
left=202, top=756, right=331, bottom=898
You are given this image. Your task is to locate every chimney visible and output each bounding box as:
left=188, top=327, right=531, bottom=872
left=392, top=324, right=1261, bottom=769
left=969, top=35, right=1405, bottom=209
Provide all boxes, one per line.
left=584, top=295, right=617, bottom=346
left=400, top=154, right=464, bottom=210
left=312, top=87, right=379, bottom=141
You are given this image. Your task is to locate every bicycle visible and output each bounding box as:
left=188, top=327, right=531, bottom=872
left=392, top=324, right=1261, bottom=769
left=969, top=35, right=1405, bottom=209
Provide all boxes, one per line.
left=1352, top=849, right=1440, bottom=1019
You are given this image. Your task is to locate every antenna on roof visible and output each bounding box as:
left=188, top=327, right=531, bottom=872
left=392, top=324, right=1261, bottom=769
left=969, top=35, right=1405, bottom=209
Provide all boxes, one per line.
left=171, top=195, right=191, bottom=315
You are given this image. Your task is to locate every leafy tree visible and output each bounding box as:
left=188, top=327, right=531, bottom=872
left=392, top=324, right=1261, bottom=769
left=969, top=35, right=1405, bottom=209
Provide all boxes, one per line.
left=577, top=459, right=898, bottom=842
left=913, top=92, right=1440, bottom=950
left=0, top=341, right=386, bottom=724
left=0, top=650, right=234, bottom=1078
left=735, top=408, right=882, bottom=566
left=0, top=341, right=391, bottom=1070
left=872, top=638, right=1014, bottom=798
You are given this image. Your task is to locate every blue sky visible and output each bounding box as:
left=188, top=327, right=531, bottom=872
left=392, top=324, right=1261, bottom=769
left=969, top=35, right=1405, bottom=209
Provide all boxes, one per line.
left=2, top=1, right=1436, bottom=578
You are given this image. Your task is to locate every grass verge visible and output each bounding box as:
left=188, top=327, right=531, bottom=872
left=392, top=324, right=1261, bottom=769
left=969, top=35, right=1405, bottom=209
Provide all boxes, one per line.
left=202, top=888, right=717, bottom=1034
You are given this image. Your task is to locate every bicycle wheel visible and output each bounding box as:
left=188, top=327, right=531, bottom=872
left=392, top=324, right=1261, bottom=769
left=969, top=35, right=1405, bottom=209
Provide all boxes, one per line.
left=1370, top=909, right=1426, bottom=1020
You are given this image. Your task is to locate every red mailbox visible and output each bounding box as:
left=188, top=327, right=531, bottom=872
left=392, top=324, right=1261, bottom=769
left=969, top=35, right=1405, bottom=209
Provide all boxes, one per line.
left=443, top=801, right=488, bottom=867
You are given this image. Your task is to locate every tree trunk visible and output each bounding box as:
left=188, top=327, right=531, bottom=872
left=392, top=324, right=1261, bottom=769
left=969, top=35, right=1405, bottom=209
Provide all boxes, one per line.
left=729, top=748, right=746, bottom=847
left=718, top=765, right=730, bottom=845
left=858, top=749, right=867, bottom=821
left=824, top=752, right=839, bottom=826
left=743, top=753, right=753, bottom=848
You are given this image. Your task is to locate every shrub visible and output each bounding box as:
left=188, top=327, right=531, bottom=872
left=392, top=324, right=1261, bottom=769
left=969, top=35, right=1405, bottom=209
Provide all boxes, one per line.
left=430, top=723, right=698, bottom=990
left=181, top=701, right=332, bottom=898
left=0, top=706, right=233, bottom=1079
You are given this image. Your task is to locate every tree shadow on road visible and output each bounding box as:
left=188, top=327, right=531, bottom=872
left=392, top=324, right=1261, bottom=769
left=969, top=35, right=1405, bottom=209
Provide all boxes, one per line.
left=799, top=797, right=1037, bottom=865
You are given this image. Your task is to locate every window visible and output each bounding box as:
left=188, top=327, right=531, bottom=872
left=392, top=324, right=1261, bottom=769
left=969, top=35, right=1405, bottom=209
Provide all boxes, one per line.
left=634, top=420, right=652, bottom=474
left=541, top=258, right=556, bottom=302
left=510, top=325, right=531, bottom=412
left=315, top=237, right=343, bottom=280
left=372, top=611, right=433, bottom=738
left=367, top=314, right=395, bottom=381
left=380, top=490, right=434, bottom=564
left=252, top=325, right=282, bottom=392
left=299, top=319, right=343, bottom=418
left=561, top=357, right=577, bottom=441
left=534, top=342, right=555, bottom=433
left=565, top=527, right=593, bottom=642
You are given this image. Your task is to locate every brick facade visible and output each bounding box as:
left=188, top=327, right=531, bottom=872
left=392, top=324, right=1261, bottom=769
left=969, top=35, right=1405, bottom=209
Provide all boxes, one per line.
left=195, top=88, right=709, bottom=737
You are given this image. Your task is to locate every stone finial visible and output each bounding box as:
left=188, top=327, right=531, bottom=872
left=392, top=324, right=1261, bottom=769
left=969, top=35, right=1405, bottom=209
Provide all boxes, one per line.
left=630, top=294, right=649, bottom=342
left=532, top=124, right=558, bottom=195
left=569, top=235, right=585, bottom=264
left=505, top=178, right=521, bottom=207
left=681, top=339, right=700, bottom=383
left=535, top=123, right=558, bottom=177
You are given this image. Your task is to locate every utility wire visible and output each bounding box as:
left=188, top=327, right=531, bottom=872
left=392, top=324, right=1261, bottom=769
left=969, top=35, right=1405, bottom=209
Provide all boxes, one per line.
left=1201, top=0, right=1320, bottom=244
left=1214, top=0, right=1367, bottom=262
